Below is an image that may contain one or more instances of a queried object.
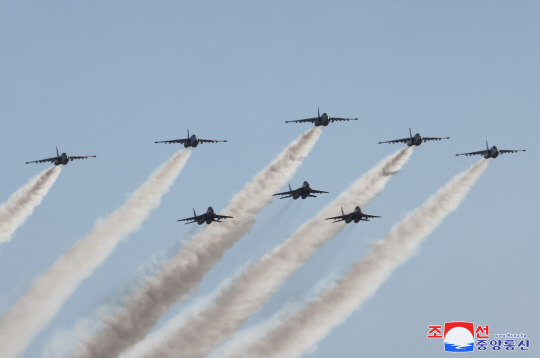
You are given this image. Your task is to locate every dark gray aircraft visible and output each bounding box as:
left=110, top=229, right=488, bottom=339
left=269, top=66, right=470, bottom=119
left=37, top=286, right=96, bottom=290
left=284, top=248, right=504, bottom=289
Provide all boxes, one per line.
left=25, top=147, right=96, bottom=165
left=178, top=206, right=233, bottom=225
left=155, top=130, right=227, bottom=148
left=273, top=181, right=329, bottom=200
left=325, top=206, right=380, bottom=224
left=378, top=128, right=449, bottom=146
left=285, top=108, right=358, bottom=127
left=456, top=141, right=526, bottom=159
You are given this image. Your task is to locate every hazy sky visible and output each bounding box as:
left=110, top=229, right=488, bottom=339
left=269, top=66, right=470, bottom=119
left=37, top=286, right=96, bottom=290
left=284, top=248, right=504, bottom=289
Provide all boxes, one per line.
left=1, top=2, right=538, bottom=357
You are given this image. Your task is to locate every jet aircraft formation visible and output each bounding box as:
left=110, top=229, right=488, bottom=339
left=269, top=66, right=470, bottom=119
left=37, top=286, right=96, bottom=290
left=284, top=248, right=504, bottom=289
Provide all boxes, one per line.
left=24, top=108, right=526, bottom=225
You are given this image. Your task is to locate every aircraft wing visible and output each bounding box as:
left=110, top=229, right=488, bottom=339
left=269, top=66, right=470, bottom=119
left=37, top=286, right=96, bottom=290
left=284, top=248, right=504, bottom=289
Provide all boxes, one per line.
left=329, top=117, right=358, bottom=122
left=197, top=139, right=227, bottom=144
left=325, top=214, right=346, bottom=222
left=309, top=189, right=329, bottom=194
left=177, top=215, right=199, bottom=222
left=25, top=157, right=56, bottom=164
left=363, top=214, right=381, bottom=218
left=69, top=155, right=96, bottom=161
left=214, top=214, right=233, bottom=219
left=285, top=117, right=318, bottom=124
left=455, top=150, right=488, bottom=157
left=155, top=138, right=187, bottom=144
left=272, top=189, right=296, bottom=197
left=499, top=149, right=526, bottom=154
left=378, top=137, right=408, bottom=144
left=422, top=136, right=450, bottom=142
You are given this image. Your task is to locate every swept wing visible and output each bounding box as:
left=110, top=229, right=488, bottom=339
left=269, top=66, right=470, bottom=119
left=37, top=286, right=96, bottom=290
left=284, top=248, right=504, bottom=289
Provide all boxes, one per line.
left=197, top=138, right=227, bottom=144
left=285, top=117, right=318, bottom=124
left=155, top=138, right=187, bottom=144
left=25, top=157, right=57, bottom=164
left=378, top=137, right=409, bottom=145
left=455, top=150, right=488, bottom=157
left=329, top=117, right=357, bottom=122
left=499, top=149, right=526, bottom=154
left=422, top=136, right=450, bottom=142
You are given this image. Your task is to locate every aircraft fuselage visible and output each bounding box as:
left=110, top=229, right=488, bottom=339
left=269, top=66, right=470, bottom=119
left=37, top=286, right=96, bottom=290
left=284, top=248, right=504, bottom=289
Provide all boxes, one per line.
left=54, top=153, right=70, bottom=166
left=314, top=113, right=331, bottom=126
left=486, top=146, right=500, bottom=158
left=350, top=206, right=368, bottom=223
left=185, top=135, right=199, bottom=148
left=198, top=207, right=215, bottom=224
left=294, top=181, right=312, bottom=199
left=407, top=134, right=423, bottom=146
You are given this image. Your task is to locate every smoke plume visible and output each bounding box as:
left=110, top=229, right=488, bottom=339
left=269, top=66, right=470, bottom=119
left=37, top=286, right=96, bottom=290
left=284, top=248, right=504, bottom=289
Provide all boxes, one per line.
left=224, top=159, right=489, bottom=358
left=66, top=128, right=322, bottom=358
left=125, top=147, right=413, bottom=358
left=0, top=166, right=61, bottom=244
left=0, top=150, right=191, bottom=358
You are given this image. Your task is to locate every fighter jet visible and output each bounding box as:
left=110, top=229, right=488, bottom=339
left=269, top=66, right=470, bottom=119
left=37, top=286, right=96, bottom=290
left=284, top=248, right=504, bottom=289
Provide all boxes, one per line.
left=155, top=129, right=227, bottom=148
left=272, top=181, right=329, bottom=200
left=325, top=206, right=380, bottom=224
left=177, top=206, right=233, bottom=225
left=455, top=140, right=526, bottom=159
left=378, top=128, right=450, bottom=146
left=25, top=147, right=96, bottom=165
left=285, top=108, right=358, bottom=127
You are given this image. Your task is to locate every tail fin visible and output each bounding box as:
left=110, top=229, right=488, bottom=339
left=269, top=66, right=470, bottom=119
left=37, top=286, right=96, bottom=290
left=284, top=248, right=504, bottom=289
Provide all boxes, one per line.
left=289, top=183, right=292, bottom=191
left=318, top=107, right=320, bottom=119
left=409, top=128, right=412, bottom=139
left=341, top=207, right=345, bottom=216
left=486, top=140, right=489, bottom=151
left=56, top=146, right=59, bottom=158
left=193, top=208, right=197, bottom=217
left=187, top=129, right=190, bottom=139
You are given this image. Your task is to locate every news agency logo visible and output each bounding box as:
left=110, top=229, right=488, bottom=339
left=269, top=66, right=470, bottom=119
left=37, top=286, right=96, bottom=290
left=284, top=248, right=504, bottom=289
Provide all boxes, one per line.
left=443, top=322, right=475, bottom=352
left=427, top=322, right=530, bottom=353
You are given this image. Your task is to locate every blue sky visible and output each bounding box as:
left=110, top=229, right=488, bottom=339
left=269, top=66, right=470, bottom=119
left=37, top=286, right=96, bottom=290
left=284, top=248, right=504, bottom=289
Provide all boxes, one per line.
left=1, top=2, right=538, bottom=357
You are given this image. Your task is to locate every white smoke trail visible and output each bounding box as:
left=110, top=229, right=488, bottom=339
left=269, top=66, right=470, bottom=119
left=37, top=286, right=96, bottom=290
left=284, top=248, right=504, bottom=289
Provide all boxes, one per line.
left=126, top=147, right=413, bottom=358
left=0, top=166, right=61, bottom=244
left=223, top=159, right=490, bottom=358
left=0, top=150, right=191, bottom=358
left=65, top=128, right=322, bottom=358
